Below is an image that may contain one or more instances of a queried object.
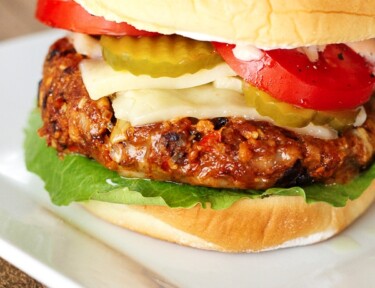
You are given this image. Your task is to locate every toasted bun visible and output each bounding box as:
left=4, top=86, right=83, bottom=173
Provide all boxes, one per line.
left=74, top=0, right=375, bottom=48
left=82, top=181, right=375, bottom=252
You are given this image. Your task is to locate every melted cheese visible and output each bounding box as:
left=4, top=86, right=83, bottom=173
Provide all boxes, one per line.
left=80, top=60, right=236, bottom=100
left=69, top=33, right=102, bottom=59
left=113, top=84, right=268, bottom=125
left=113, top=84, right=339, bottom=139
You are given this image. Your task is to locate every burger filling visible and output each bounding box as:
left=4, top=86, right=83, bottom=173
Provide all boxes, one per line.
left=26, top=0, right=375, bottom=209
left=36, top=37, right=375, bottom=191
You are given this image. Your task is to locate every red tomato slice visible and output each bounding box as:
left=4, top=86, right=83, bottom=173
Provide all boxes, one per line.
left=36, top=0, right=156, bottom=36
left=213, top=43, right=375, bottom=110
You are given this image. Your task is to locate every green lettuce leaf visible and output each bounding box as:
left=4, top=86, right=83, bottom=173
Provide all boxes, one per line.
left=24, top=109, right=375, bottom=209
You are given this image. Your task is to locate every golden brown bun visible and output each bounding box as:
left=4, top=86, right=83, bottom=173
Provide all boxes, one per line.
left=82, top=181, right=375, bottom=252
left=74, top=0, right=375, bottom=48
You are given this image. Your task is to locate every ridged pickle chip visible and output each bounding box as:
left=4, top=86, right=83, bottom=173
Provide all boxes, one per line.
left=100, top=35, right=223, bottom=78
left=243, top=83, right=358, bottom=130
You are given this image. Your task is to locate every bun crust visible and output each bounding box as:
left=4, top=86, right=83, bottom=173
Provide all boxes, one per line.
left=83, top=181, right=375, bottom=252
left=74, top=0, right=375, bottom=47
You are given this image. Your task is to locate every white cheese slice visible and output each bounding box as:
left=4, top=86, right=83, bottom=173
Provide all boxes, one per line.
left=69, top=33, right=102, bottom=59
left=213, top=76, right=243, bottom=93
left=80, top=60, right=237, bottom=100
left=112, top=84, right=338, bottom=140
left=290, top=123, right=337, bottom=140
left=112, top=84, right=267, bottom=126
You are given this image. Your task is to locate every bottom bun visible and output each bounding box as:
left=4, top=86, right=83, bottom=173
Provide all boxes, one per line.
left=82, top=182, right=375, bottom=252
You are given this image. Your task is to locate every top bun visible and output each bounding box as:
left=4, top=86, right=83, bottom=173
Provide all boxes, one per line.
left=74, top=0, right=375, bottom=48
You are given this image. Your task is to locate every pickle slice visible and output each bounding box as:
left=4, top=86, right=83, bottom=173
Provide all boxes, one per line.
left=243, top=82, right=359, bottom=130
left=101, top=35, right=223, bottom=78
left=243, top=83, right=315, bottom=127
left=313, top=110, right=359, bottom=131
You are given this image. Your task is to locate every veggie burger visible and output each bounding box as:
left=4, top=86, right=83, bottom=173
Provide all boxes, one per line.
left=26, top=0, right=375, bottom=252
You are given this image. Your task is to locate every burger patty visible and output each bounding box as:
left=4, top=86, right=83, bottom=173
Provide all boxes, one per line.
left=38, top=38, right=375, bottom=190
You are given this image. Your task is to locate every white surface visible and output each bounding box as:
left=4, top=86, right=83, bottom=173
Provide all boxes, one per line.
left=0, top=31, right=375, bottom=288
